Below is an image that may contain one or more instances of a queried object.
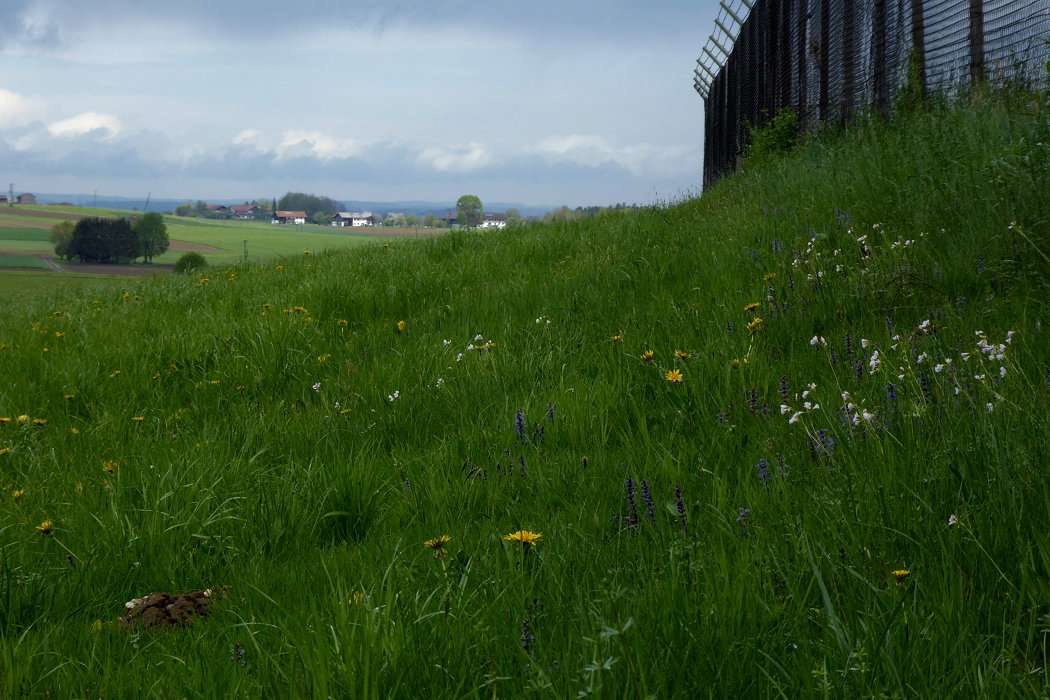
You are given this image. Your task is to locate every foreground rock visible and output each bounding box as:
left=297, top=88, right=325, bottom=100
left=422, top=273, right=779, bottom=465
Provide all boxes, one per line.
left=119, top=587, right=226, bottom=628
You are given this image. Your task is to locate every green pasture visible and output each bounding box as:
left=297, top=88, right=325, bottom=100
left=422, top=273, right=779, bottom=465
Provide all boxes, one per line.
left=0, top=255, right=49, bottom=270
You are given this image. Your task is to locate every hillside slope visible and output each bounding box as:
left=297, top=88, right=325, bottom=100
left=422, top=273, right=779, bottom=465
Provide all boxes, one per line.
left=1, top=94, right=1048, bottom=697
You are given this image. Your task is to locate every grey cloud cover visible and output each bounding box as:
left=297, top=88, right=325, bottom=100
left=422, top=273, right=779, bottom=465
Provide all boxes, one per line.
left=0, top=1, right=714, bottom=206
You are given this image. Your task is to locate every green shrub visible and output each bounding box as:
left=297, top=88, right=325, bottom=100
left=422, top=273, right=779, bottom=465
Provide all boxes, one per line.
left=173, top=251, right=207, bottom=273
left=744, top=106, right=798, bottom=164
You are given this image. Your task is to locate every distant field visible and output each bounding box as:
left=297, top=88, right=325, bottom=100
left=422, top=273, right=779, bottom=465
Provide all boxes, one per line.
left=0, top=206, right=445, bottom=301
left=0, top=255, right=49, bottom=269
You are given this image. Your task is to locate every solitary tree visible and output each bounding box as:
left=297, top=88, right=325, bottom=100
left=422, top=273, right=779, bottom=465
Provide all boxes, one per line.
left=134, top=212, right=169, bottom=263
left=456, top=195, right=483, bottom=228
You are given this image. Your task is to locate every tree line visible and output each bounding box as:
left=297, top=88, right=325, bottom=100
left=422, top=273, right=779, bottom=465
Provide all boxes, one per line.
left=51, top=214, right=170, bottom=264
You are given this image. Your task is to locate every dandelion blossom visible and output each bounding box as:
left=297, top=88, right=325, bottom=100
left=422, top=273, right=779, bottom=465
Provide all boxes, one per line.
left=745, top=317, right=763, bottom=332
left=423, top=534, right=452, bottom=558
left=504, top=530, right=543, bottom=546
left=12, top=489, right=25, bottom=502
left=892, top=569, right=910, bottom=583
left=640, top=350, right=654, bottom=363
left=744, top=302, right=760, bottom=313
left=396, top=320, right=407, bottom=332
left=674, top=349, right=691, bottom=360
left=665, top=369, right=683, bottom=384
left=37, top=520, right=53, bottom=536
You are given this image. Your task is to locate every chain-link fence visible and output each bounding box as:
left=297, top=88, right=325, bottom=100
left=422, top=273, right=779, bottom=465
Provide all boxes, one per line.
left=698, top=0, right=1050, bottom=188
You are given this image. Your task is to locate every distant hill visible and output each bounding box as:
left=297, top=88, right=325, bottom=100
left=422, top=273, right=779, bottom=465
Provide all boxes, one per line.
left=31, top=193, right=554, bottom=218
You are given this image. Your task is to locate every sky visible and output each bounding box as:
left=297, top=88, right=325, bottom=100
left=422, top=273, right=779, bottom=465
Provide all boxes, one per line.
left=0, top=1, right=718, bottom=209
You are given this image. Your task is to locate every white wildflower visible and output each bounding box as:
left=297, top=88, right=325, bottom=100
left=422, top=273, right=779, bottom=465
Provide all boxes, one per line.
left=788, top=412, right=801, bottom=425
left=948, top=514, right=958, bottom=527
left=387, top=390, right=400, bottom=402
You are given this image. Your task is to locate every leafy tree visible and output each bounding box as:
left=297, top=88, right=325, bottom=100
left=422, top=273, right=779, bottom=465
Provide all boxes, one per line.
left=505, top=208, right=523, bottom=226
left=71, top=217, right=140, bottom=263
left=134, top=212, right=169, bottom=263
left=50, top=220, right=75, bottom=260
left=423, top=213, right=436, bottom=227
left=456, top=195, right=483, bottom=228
left=311, top=211, right=330, bottom=226
left=278, top=192, right=343, bottom=219
left=406, top=214, right=419, bottom=227
left=174, top=203, right=194, bottom=217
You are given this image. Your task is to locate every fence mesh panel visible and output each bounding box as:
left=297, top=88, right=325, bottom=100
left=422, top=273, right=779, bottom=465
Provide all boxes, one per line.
left=699, top=0, right=1050, bottom=187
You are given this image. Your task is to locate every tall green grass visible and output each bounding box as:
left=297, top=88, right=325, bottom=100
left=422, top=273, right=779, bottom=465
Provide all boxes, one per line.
left=0, top=94, right=1048, bottom=697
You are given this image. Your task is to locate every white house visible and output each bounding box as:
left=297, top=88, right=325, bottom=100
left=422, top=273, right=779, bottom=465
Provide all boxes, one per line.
left=480, top=213, right=507, bottom=229
left=332, top=211, right=375, bottom=227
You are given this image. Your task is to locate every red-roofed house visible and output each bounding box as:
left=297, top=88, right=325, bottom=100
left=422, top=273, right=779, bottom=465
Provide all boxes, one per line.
left=272, top=210, right=307, bottom=225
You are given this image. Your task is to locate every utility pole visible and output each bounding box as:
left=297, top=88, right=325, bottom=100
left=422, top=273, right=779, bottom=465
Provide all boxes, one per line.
left=93, top=189, right=98, bottom=207
left=8, top=183, right=13, bottom=207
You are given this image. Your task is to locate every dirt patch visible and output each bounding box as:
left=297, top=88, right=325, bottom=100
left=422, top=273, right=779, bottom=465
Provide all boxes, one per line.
left=120, top=587, right=227, bottom=629
left=1, top=207, right=82, bottom=221
left=352, top=226, right=447, bottom=238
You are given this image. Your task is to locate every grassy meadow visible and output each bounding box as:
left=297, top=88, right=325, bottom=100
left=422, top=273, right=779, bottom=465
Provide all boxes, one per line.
left=0, top=208, right=412, bottom=302
left=1, top=94, right=1049, bottom=697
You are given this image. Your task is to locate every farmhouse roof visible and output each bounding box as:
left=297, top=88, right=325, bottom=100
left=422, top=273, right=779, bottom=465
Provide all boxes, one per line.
left=231, top=204, right=259, bottom=213
left=275, top=210, right=307, bottom=218
left=334, top=211, right=373, bottom=218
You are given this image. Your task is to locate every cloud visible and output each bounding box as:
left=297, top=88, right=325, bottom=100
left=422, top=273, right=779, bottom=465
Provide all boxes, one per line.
left=275, top=130, right=370, bottom=161
left=417, top=143, right=493, bottom=173
left=48, top=111, right=123, bottom=138
left=533, top=134, right=694, bottom=178
left=0, top=88, right=44, bottom=127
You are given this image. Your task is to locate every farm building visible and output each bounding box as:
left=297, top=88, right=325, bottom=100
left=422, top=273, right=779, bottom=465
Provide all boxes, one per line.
left=331, top=211, right=376, bottom=227
left=272, top=210, right=307, bottom=225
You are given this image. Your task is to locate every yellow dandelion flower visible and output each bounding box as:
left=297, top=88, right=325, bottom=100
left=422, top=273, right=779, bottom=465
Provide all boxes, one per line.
left=317, top=353, right=331, bottom=364
left=744, top=302, right=760, bottom=313
left=611, top=334, right=624, bottom=342
left=745, top=317, right=763, bottom=332
left=504, top=530, right=543, bottom=546
left=275, top=265, right=285, bottom=272
left=674, top=349, right=691, bottom=360
left=339, top=408, right=353, bottom=416
left=0, top=417, right=9, bottom=424
left=32, top=418, right=47, bottom=426
left=131, top=416, right=145, bottom=422
left=294, top=305, right=308, bottom=314
left=0, top=447, right=10, bottom=457
left=210, top=380, right=221, bottom=385
left=397, top=320, right=407, bottom=332
left=64, top=394, right=75, bottom=402
left=337, top=319, right=348, bottom=328
left=424, top=534, right=452, bottom=558
left=12, top=489, right=25, bottom=502
left=103, top=460, right=117, bottom=474
left=109, top=370, right=121, bottom=379
left=640, top=350, right=654, bottom=363
left=69, top=427, right=80, bottom=435
left=763, top=273, right=776, bottom=281
left=303, top=250, right=311, bottom=256
left=17, top=415, right=30, bottom=424
left=665, top=369, right=683, bottom=383
left=262, top=303, right=272, bottom=310
left=51, top=311, right=64, bottom=317
left=37, top=520, right=53, bottom=536
left=54, top=331, right=64, bottom=338
left=892, top=569, right=910, bottom=583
